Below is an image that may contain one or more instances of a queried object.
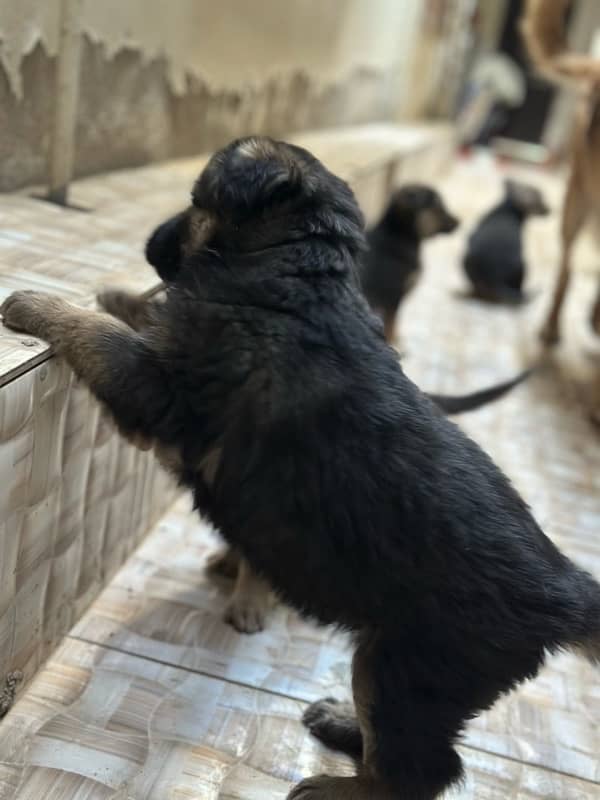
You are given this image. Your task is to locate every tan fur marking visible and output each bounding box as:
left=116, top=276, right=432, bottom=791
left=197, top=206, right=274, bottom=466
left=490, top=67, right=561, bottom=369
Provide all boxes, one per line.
left=382, top=309, right=396, bottom=344
left=182, top=208, right=217, bottom=258
left=237, top=137, right=277, bottom=160
left=97, top=288, right=162, bottom=331
left=199, top=447, right=222, bottom=486
left=224, top=559, right=272, bottom=634
left=416, top=208, right=443, bottom=238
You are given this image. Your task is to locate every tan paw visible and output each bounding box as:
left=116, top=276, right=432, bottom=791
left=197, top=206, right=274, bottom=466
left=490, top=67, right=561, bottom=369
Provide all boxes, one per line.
left=224, top=595, right=268, bottom=634
left=1, top=290, right=65, bottom=337
left=302, top=697, right=348, bottom=732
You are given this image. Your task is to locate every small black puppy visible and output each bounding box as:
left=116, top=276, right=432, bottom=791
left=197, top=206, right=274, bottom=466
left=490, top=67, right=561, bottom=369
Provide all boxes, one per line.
left=463, top=178, right=549, bottom=304
left=360, top=185, right=459, bottom=341
left=3, top=137, right=598, bottom=800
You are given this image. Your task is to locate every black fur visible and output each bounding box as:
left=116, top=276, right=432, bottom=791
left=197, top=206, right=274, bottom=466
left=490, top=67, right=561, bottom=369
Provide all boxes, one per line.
left=5, top=137, right=598, bottom=800
left=427, top=366, right=533, bottom=414
left=463, top=179, right=549, bottom=304
left=359, top=185, right=459, bottom=340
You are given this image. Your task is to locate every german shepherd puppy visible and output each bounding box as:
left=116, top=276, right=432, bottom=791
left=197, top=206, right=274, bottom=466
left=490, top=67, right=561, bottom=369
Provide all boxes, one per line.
left=463, top=179, right=549, bottom=304
left=98, top=282, right=533, bottom=634
left=359, top=185, right=459, bottom=342
left=3, top=136, right=598, bottom=800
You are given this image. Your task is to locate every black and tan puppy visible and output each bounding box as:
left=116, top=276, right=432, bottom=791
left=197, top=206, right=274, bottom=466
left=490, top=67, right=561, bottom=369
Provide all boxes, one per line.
left=3, top=137, right=599, bottom=800
left=360, top=184, right=459, bottom=342
left=463, top=179, right=549, bottom=304
left=98, top=287, right=534, bottom=634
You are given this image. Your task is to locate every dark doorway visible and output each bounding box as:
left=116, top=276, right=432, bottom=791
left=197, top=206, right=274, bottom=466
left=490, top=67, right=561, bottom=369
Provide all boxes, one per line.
left=497, top=0, right=572, bottom=143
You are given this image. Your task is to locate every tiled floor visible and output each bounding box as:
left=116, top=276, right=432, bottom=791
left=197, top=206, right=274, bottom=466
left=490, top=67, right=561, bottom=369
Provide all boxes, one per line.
left=1, top=152, right=600, bottom=798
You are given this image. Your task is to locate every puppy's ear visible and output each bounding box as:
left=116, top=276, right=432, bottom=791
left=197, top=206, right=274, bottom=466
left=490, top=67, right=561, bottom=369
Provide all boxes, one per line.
left=194, top=138, right=305, bottom=217
left=145, top=211, right=189, bottom=282
left=505, top=179, right=549, bottom=215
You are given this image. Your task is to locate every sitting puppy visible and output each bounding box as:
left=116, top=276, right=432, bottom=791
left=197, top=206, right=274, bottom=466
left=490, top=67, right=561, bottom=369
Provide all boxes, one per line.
left=360, top=184, right=459, bottom=342
left=463, top=179, right=549, bottom=303
left=3, top=137, right=598, bottom=800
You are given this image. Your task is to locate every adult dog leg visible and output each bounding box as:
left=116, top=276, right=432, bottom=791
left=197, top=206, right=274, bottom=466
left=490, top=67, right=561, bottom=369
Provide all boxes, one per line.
left=540, top=168, right=587, bottom=344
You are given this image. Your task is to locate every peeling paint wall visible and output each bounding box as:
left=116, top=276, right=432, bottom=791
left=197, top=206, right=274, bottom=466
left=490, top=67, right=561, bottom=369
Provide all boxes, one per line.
left=0, top=0, right=425, bottom=190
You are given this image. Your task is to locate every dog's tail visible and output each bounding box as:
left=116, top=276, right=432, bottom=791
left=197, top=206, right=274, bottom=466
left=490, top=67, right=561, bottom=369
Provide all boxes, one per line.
left=521, top=0, right=600, bottom=86
left=427, top=367, right=533, bottom=416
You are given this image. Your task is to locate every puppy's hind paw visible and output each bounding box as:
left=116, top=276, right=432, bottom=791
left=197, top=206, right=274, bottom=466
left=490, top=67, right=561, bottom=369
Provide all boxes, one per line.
left=302, top=697, right=362, bottom=757
left=302, top=697, right=341, bottom=731
left=224, top=596, right=267, bottom=634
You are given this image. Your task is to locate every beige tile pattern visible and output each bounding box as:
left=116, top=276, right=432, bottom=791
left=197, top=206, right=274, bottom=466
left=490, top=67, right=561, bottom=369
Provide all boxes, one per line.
left=0, top=358, right=178, bottom=710
left=1, top=638, right=598, bottom=800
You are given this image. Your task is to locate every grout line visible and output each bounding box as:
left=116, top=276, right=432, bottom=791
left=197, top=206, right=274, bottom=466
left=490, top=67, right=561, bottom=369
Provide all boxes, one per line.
left=67, top=633, right=599, bottom=788
left=460, top=742, right=600, bottom=788
left=67, top=632, right=307, bottom=705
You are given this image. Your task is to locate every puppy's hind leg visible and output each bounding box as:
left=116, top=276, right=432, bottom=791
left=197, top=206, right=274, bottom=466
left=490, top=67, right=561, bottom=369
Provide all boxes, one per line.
left=224, top=558, right=272, bottom=634
left=294, top=631, right=464, bottom=800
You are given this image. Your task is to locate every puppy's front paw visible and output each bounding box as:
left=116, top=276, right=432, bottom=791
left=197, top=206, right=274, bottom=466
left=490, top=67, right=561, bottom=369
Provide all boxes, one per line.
left=224, top=595, right=268, bottom=634
left=1, top=290, right=64, bottom=337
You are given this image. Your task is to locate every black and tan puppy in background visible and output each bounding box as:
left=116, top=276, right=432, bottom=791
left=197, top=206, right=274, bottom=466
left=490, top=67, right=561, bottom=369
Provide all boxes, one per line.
left=3, top=137, right=598, bottom=800
left=359, top=184, right=459, bottom=342
left=463, top=178, right=549, bottom=304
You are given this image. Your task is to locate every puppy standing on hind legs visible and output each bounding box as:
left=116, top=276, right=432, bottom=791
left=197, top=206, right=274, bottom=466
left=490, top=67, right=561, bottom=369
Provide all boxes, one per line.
left=5, top=136, right=599, bottom=800
left=100, top=269, right=535, bottom=637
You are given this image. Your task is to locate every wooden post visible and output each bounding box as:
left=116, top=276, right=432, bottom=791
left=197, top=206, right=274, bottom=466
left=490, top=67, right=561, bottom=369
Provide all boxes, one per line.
left=47, top=0, right=83, bottom=206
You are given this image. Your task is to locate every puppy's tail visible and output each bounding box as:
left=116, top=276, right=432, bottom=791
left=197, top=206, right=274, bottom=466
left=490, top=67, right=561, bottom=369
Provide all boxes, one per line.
left=427, top=367, right=533, bottom=416
left=521, top=0, right=600, bottom=86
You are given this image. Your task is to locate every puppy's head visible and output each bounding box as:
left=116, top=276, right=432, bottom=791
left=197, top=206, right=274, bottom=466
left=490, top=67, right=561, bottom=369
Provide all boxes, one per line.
left=145, top=136, right=365, bottom=281
left=504, top=179, right=549, bottom=216
left=386, top=185, right=459, bottom=239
